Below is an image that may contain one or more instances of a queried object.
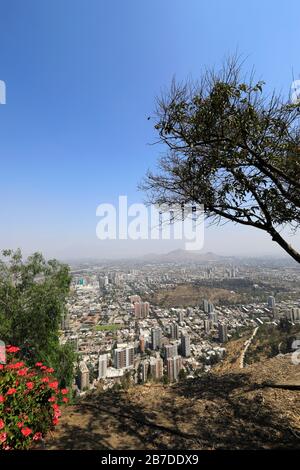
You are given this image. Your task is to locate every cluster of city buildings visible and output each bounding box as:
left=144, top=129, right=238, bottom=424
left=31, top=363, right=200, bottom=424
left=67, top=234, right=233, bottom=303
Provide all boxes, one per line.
left=61, top=261, right=300, bottom=393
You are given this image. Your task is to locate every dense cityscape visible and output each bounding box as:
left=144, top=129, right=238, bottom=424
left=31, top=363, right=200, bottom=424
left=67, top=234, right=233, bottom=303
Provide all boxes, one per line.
left=60, top=252, right=300, bottom=393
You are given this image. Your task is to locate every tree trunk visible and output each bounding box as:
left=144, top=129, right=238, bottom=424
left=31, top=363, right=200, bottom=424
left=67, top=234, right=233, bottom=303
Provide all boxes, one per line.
left=269, top=228, right=300, bottom=264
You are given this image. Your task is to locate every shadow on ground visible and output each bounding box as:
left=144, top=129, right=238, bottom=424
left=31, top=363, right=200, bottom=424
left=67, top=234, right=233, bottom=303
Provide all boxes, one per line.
left=47, top=371, right=300, bottom=450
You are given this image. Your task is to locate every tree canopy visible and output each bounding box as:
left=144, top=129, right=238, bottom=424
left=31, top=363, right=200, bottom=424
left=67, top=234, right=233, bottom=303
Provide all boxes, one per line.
left=142, top=59, right=300, bottom=262
left=0, top=249, right=75, bottom=385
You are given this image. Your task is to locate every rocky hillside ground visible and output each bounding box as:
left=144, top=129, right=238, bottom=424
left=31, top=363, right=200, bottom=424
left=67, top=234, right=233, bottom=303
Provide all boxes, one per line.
left=46, top=341, right=300, bottom=450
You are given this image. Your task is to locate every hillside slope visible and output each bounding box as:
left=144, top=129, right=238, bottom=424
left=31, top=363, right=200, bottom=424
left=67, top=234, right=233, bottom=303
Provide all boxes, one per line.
left=47, top=352, right=300, bottom=450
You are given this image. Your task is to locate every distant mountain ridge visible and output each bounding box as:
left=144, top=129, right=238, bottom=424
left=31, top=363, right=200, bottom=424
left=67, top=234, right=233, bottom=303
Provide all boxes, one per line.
left=142, top=249, right=230, bottom=263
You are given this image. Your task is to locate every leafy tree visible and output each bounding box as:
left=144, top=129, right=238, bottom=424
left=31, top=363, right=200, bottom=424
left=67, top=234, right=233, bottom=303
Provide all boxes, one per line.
left=162, top=372, right=169, bottom=385
left=147, top=371, right=153, bottom=382
left=121, top=370, right=133, bottom=390
left=178, top=368, right=187, bottom=381
left=0, top=249, right=73, bottom=385
left=45, top=342, right=77, bottom=388
left=142, top=58, right=300, bottom=262
left=278, top=317, right=292, bottom=333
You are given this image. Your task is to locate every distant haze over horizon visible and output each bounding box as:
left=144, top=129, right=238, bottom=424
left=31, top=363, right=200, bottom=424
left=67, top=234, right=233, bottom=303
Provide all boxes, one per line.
left=61, top=248, right=296, bottom=265
left=3, top=225, right=300, bottom=262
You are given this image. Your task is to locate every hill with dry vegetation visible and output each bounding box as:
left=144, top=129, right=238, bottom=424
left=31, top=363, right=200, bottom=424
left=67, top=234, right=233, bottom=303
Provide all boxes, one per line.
left=147, top=283, right=246, bottom=308
left=46, top=335, right=300, bottom=450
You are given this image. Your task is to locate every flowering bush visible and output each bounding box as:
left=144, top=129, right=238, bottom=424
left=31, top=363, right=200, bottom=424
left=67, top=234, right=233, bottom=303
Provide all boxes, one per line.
left=0, top=345, right=69, bottom=450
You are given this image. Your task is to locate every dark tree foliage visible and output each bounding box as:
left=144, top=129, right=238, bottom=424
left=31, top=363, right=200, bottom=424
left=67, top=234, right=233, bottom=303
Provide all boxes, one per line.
left=178, top=368, right=187, bottom=381
left=142, top=59, right=300, bottom=262
left=278, top=317, right=292, bottom=334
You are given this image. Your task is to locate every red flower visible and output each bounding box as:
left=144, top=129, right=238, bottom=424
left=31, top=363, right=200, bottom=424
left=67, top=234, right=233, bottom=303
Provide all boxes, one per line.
left=0, top=395, right=5, bottom=403
left=0, top=432, right=7, bottom=443
left=62, top=397, right=69, bottom=403
left=52, top=418, right=59, bottom=426
left=33, top=432, right=43, bottom=441
left=49, top=381, right=59, bottom=390
left=41, top=377, right=50, bottom=383
left=6, top=346, right=20, bottom=353
left=6, top=362, right=24, bottom=369
left=61, top=388, right=69, bottom=395
left=26, top=382, right=34, bottom=390
left=27, top=372, right=36, bottom=378
left=13, top=361, right=24, bottom=368
left=6, top=388, right=17, bottom=395
left=17, top=368, right=28, bottom=376
left=48, top=396, right=56, bottom=403
left=21, top=427, right=32, bottom=437
left=40, top=365, right=48, bottom=370
left=0, top=419, right=5, bottom=430
left=17, top=422, right=24, bottom=429
left=0, top=364, right=4, bottom=370
left=35, top=362, right=43, bottom=367
left=52, top=403, right=61, bottom=419
left=46, top=367, right=54, bottom=373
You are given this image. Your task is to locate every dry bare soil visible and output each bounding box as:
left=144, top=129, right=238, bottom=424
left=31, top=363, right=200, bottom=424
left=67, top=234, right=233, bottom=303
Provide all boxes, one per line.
left=47, top=349, right=300, bottom=450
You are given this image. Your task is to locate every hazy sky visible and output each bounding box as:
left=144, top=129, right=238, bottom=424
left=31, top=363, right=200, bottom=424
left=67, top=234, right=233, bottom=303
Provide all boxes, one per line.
left=0, top=0, right=299, bottom=260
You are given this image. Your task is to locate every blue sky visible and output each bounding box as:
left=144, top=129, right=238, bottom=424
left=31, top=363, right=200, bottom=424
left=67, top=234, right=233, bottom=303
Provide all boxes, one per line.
left=0, top=0, right=299, bottom=259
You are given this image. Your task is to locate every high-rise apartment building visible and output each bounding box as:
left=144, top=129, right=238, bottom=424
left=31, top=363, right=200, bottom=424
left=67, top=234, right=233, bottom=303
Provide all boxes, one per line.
left=218, top=323, right=228, bottom=343
left=142, top=301, right=150, bottom=317
left=139, top=360, right=149, bottom=383
left=291, top=308, right=300, bottom=321
left=203, top=299, right=214, bottom=314
left=165, top=343, right=178, bottom=359
left=204, top=319, right=212, bottom=333
left=134, top=302, right=141, bottom=318
left=130, top=294, right=141, bottom=304
left=151, top=327, right=162, bottom=350
left=149, top=356, right=163, bottom=380
left=178, top=311, right=184, bottom=323
left=208, top=302, right=214, bottom=314
left=98, top=354, right=108, bottom=379
left=170, top=322, right=180, bottom=340
left=167, top=355, right=183, bottom=382
left=208, top=311, right=218, bottom=323
left=114, top=346, right=134, bottom=369
left=267, top=296, right=276, bottom=309
left=134, top=301, right=150, bottom=319
left=181, top=334, right=191, bottom=357
left=78, top=361, right=90, bottom=391
left=139, top=336, right=145, bottom=353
